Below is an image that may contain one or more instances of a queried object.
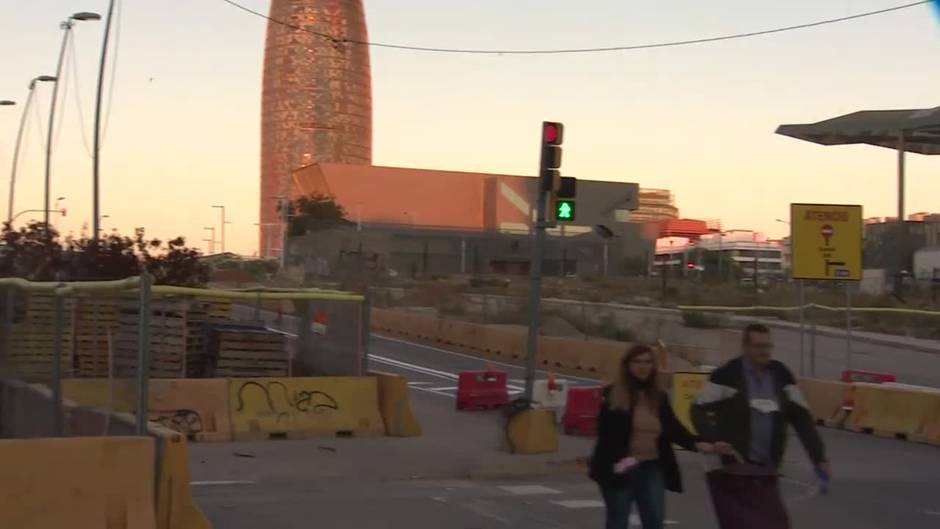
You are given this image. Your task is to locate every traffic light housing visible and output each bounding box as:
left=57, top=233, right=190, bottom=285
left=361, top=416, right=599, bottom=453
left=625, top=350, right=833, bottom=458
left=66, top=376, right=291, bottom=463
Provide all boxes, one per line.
left=540, top=122, right=563, bottom=192
left=554, top=176, right=577, bottom=222
left=538, top=121, right=577, bottom=222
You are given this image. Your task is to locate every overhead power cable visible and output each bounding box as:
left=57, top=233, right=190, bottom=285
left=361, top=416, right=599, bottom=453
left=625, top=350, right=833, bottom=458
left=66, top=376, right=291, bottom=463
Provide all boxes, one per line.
left=220, top=0, right=932, bottom=55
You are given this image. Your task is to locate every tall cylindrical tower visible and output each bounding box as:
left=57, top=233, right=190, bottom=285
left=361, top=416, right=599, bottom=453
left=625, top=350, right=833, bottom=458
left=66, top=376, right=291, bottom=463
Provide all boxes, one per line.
left=260, top=0, right=372, bottom=257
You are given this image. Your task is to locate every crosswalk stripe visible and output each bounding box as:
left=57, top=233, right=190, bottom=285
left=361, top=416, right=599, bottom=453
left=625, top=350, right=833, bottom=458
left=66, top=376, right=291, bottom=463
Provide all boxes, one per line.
left=498, top=485, right=562, bottom=495
left=552, top=499, right=604, bottom=509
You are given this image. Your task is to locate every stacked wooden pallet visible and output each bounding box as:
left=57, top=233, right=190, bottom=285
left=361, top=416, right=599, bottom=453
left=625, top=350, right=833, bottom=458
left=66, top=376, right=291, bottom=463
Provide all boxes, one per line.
left=7, top=293, right=75, bottom=382
left=114, top=298, right=209, bottom=378
left=203, top=298, right=233, bottom=320
left=70, top=296, right=120, bottom=378
left=208, top=325, right=289, bottom=377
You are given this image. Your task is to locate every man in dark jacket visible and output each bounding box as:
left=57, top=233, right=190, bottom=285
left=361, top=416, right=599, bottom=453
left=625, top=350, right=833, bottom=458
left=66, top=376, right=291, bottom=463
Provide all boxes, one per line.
left=691, top=323, right=830, bottom=476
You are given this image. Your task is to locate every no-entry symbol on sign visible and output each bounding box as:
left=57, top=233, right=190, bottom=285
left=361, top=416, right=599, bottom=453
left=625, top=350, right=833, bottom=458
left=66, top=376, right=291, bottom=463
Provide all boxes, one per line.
left=821, top=224, right=834, bottom=246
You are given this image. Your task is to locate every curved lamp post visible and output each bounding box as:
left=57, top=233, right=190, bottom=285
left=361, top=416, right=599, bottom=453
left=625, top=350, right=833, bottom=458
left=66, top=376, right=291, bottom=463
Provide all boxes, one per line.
left=7, top=76, right=57, bottom=224
left=44, top=11, right=100, bottom=227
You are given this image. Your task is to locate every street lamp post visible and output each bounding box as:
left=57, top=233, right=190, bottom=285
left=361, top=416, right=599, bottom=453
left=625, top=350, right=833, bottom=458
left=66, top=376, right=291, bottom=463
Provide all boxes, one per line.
left=45, top=12, right=101, bottom=227
left=7, top=76, right=56, bottom=225
left=54, top=197, right=66, bottom=230
left=204, top=227, right=216, bottom=254
left=212, top=205, right=226, bottom=253
left=10, top=209, right=65, bottom=224
left=1, top=98, right=16, bottom=225
left=92, top=0, right=116, bottom=243
left=255, top=222, right=279, bottom=258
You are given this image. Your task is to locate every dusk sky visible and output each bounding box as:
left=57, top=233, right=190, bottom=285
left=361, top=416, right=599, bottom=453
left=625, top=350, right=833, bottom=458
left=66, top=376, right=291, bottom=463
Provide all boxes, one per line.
left=1, top=0, right=938, bottom=255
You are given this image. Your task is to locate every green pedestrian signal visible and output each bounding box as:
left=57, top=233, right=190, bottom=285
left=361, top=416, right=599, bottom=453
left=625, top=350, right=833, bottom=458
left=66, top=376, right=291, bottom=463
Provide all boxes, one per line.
left=555, top=199, right=575, bottom=222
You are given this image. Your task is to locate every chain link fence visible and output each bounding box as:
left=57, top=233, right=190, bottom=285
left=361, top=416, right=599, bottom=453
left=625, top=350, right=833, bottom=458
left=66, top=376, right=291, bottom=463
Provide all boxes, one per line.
left=0, top=276, right=368, bottom=439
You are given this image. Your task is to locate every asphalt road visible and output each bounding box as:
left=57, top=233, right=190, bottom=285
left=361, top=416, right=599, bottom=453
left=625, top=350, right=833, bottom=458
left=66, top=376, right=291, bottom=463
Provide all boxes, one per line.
left=191, top=321, right=940, bottom=529
left=369, top=333, right=599, bottom=400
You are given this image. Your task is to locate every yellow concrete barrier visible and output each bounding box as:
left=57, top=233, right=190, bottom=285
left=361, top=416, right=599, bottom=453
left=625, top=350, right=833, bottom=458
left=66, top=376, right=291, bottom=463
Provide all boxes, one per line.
left=483, top=325, right=527, bottom=359
left=846, top=383, right=939, bottom=438
left=507, top=408, right=558, bottom=454
left=370, top=308, right=393, bottom=331
left=536, top=336, right=578, bottom=370
left=798, top=377, right=850, bottom=425
left=61, top=378, right=232, bottom=441
left=925, top=398, right=940, bottom=446
left=229, top=377, right=386, bottom=440
left=442, top=320, right=486, bottom=351
left=371, top=371, right=422, bottom=437
left=0, top=436, right=156, bottom=529
left=152, top=426, right=211, bottom=529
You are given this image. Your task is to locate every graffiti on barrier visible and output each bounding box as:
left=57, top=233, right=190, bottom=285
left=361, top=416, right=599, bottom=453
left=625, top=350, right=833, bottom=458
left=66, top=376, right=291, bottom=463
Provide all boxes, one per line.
left=235, top=380, right=340, bottom=425
left=149, top=409, right=203, bottom=437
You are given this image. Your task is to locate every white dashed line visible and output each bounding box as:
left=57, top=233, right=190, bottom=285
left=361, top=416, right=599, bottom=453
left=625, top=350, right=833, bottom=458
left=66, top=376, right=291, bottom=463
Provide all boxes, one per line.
left=552, top=499, right=605, bottom=509
left=190, top=480, right=257, bottom=486
left=629, top=514, right=679, bottom=526
left=498, top=485, right=563, bottom=495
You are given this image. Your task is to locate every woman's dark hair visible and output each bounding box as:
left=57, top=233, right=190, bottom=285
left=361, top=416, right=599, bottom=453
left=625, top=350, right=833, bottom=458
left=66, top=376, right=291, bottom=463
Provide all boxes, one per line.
left=609, top=344, right=660, bottom=411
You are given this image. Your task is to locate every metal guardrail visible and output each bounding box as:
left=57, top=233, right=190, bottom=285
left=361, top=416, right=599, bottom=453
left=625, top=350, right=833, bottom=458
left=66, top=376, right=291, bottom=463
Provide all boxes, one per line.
left=678, top=303, right=940, bottom=316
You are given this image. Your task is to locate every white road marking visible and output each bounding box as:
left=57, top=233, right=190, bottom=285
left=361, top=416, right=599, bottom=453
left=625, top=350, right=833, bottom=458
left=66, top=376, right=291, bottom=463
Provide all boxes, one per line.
left=780, top=476, right=820, bottom=504
left=407, top=381, right=434, bottom=386
left=428, top=386, right=458, bottom=392
left=190, top=480, right=257, bottom=486
left=629, top=514, right=679, bottom=526
left=373, top=334, right=601, bottom=384
left=925, top=510, right=940, bottom=516
left=552, top=499, right=604, bottom=509
left=498, top=485, right=562, bottom=495
left=369, top=354, right=459, bottom=381
left=371, top=353, right=526, bottom=392
left=407, top=385, right=454, bottom=398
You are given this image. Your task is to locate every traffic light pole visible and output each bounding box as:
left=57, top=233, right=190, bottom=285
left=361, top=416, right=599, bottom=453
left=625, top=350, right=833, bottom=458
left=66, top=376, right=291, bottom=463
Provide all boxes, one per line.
left=523, top=186, right=548, bottom=403
left=523, top=121, right=564, bottom=403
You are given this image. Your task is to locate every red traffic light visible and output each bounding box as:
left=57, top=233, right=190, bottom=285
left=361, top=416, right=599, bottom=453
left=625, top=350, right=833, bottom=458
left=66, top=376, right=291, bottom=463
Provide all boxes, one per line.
left=542, top=121, right=563, bottom=145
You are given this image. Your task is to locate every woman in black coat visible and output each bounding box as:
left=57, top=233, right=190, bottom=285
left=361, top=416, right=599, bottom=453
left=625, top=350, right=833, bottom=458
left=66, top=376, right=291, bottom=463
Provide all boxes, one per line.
left=589, top=344, right=714, bottom=529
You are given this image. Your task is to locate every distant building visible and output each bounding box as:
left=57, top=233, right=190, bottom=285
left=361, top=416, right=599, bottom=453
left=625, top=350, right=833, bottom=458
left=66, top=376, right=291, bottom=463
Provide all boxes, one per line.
left=654, top=230, right=784, bottom=281
left=630, top=188, right=678, bottom=224
left=863, top=215, right=940, bottom=273
left=284, top=163, right=650, bottom=278
left=658, top=218, right=712, bottom=240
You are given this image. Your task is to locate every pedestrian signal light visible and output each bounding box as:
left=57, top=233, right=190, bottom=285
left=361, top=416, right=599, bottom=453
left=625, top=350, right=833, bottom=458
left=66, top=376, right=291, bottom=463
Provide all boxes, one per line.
left=555, top=199, right=575, bottom=222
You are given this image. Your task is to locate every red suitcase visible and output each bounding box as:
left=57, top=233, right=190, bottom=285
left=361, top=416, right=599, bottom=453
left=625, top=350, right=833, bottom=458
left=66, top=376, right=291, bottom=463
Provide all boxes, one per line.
left=706, top=463, right=790, bottom=529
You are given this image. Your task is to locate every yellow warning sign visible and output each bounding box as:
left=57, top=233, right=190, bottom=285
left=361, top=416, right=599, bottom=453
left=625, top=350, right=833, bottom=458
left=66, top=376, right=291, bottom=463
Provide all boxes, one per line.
left=790, top=203, right=863, bottom=281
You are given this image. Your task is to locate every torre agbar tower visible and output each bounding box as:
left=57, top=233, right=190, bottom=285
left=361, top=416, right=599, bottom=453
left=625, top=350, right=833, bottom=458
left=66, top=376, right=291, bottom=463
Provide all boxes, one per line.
left=260, top=0, right=372, bottom=258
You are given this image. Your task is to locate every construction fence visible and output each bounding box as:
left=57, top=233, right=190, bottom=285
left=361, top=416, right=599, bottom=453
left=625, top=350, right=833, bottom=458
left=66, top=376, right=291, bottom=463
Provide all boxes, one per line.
left=0, top=276, right=370, bottom=437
